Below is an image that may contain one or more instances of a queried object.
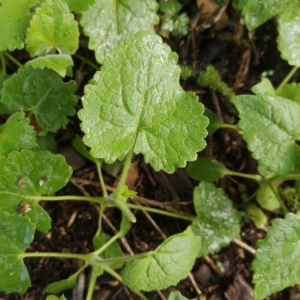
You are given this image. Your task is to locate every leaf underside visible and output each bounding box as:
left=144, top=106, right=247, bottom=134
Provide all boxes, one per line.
left=79, top=31, right=208, bottom=173
left=252, top=213, right=300, bottom=300
left=80, top=0, right=159, bottom=63
left=233, top=94, right=300, bottom=176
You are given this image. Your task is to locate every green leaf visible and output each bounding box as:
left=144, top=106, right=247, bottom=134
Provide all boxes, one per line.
left=233, top=94, right=300, bottom=175
left=0, top=0, right=38, bottom=51
left=187, top=157, right=231, bottom=182
left=72, top=135, right=97, bottom=163
left=79, top=31, right=208, bottom=173
left=80, top=0, right=159, bottom=63
left=1, top=67, right=77, bottom=132
left=0, top=211, right=35, bottom=293
left=122, top=226, right=200, bottom=291
left=46, top=296, right=67, bottom=300
left=197, top=65, right=234, bottom=98
left=0, top=149, right=72, bottom=232
left=276, top=83, right=300, bottom=105
left=252, top=213, right=300, bottom=300
left=93, top=234, right=124, bottom=269
left=240, top=0, right=296, bottom=31
left=44, top=271, right=80, bottom=293
left=63, top=0, right=95, bottom=13
left=256, top=182, right=280, bottom=211
left=26, top=0, right=79, bottom=56
left=277, top=2, right=300, bottom=67
left=192, top=182, right=240, bottom=257
left=0, top=112, right=37, bottom=156
left=25, top=54, right=74, bottom=77
left=251, top=77, right=275, bottom=96
left=243, top=203, right=267, bottom=228
left=203, top=108, right=223, bottom=134
left=168, top=291, right=189, bottom=300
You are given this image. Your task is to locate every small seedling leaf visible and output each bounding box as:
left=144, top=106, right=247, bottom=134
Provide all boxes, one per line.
left=252, top=213, right=300, bottom=300
left=256, top=182, right=280, bottom=211
left=0, top=211, right=35, bottom=293
left=122, top=226, right=200, bottom=291
left=243, top=203, right=267, bottom=228
left=278, top=2, right=300, bottom=67
left=93, top=233, right=124, bottom=269
left=0, top=112, right=37, bottom=156
left=187, top=157, right=231, bottom=182
left=251, top=77, right=275, bottom=96
left=0, top=0, right=38, bottom=51
left=233, top=94, right=300, bottom=176
left=192, top=182, right=240, bottom=257
left=46, top=296, right=67, bottom=300
left=79, top=31, right=208, bottom=173
left=64, top=0, right=95, bottom=13
left=1, top=67, right=77, bottom=132
left=80, top=0, right=159, bottom=63
left=276, top=83, right=300, bottom=105
left=168, top=291, right=189, bottom=300
left=0, top=149, right=72, bottom=232
left=25, top=54, right=74, bottom=77
left=26, top=0, right=79, bottom=56
left=44, top=271, right=80, bottom=293
left=203, top=108, right=223, bottom=134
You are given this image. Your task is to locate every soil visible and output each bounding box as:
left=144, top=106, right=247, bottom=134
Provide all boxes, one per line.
left=1, top=1, right=298, bottom=300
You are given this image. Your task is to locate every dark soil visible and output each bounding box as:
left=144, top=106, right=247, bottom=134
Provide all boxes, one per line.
left=1, top=1, right=298, bottom=300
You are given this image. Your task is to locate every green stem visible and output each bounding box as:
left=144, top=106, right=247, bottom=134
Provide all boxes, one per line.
left=22, top=252, right=91, bottom=261
left=276, top=66, right=298, bottom=92
left=74, top=53, right=100, bottom=70
left=126, top=203, right=195, bottom=222
left=266, top=180, right=288, bottom=214
left=30, top=195, right=106, bottom=205
left=3, top=51, right=23, bottom=68
left=116, top=148, right=134, bottom=193
left=272, top=173, right=300, bottom=181
left=219, top=123, right=242, bottom=133
left=93, top=231, right=122, bottom=257
left=226, top=170, right=262, bottom=182
left=96, top=251, right=151, bottom=265
left=95, top=160, right=108, bottom=198
left=86, top=266, right=99, bottom=300
left=0, top=52, right=6, bottom=76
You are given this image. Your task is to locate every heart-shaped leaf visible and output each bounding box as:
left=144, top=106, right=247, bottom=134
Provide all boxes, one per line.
left=79, top=31, right=208, bottom=173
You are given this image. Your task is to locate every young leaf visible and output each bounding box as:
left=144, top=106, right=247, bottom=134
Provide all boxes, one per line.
left=256, top=182, right=280, bottom=211
left=0, top=211, right=35, bottom=294
left=0, top=149, right=72, bottom=232
left=44, top=270, right=81, bottom=293
left=80, top=0, right=159, bottom=63
left=79, top=31, right=208, bottom=173
left=168, top=291, right=189, bottom=300
left=187, top=157, right=231, bottom=182
left=251, top=77, right=275, bottom=96
left=1, top=67, right=77, bottom=132
left=122, top=226, right=200, bottom=291
left=278, top=2, right=300, bottom=67
left=233, top=94, right=300, bottom=176
left=63, top=0, right=95, bottom=13
left=276, top=83, right=300, bottom=105
left=93, top=234, right=124, bottom=269
left=26, top=0, right=79, bottom=56
left=25, top=54, right=74, bottom=77
left=0, top=0, right=38, bottom=51
left=243, top=203, right=267, bottom=228
left=46, top=296, right=67, bottom=300
left=252, top=213, right=300, bottom=300
left=203, top=108, right=223, bottom=134
left=0, top=112, right=37, bottom=156
left=192, top=182, right=240, bottom=257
